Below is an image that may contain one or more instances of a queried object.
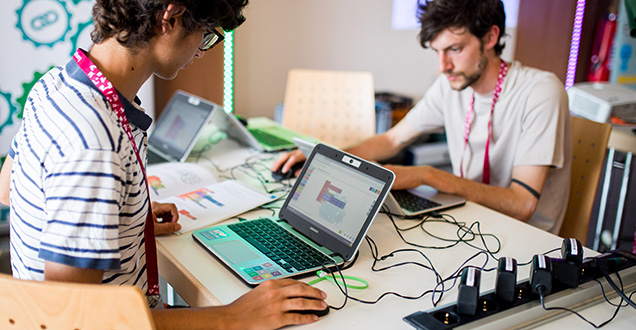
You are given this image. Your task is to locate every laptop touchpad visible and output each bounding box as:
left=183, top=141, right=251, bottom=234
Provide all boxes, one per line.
left=213, top=240, right=260, bottom=264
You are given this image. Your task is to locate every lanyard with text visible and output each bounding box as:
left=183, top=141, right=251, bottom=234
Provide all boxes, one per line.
left=73, top=49, right=160, bottom=305
left=459, top=60, right=509, bottom=185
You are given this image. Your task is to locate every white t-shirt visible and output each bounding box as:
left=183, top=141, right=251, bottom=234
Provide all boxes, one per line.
left=404, top=61, right=571, bottom=233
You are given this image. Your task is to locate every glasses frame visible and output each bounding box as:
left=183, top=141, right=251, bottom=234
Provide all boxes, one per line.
left=199, top=28, right=224, bottom=52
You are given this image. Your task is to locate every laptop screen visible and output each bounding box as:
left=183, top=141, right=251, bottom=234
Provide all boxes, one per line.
left=149, top=92, right=215, bottom=160
left=280, top=144, right=394, bottom=260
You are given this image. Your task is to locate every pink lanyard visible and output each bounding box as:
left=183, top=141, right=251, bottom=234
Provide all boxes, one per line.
left=73, top=49, right=160, bottom=301
left=459, top=60, right=509, bottom=184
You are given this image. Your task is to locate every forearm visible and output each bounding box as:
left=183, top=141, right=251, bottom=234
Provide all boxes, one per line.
left=345, top=134, right=402, bottom=161
left=418, top=167, right=538, bottom=221
left=0, top=156, right=13, bottom=206
left=346, top=120, right=421, bottom=162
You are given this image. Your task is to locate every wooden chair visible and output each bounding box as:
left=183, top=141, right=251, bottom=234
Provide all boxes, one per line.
left=0, top=274, right=155, bottom=330
left=559, top=116, right=611, bottom=245
left=281, top=68, right=376, bottom=148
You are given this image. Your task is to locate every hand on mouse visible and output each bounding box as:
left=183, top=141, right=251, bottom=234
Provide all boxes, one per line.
left=271, top=149, right=306, bottom=178
left=272, top=161, right=304, bottom=181
left=216, top=279, right=327, bottom=328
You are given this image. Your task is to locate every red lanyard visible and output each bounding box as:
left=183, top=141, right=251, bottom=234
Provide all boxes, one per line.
left=459, top=60, right=509, bottom=184
left=72, top=49, right=160, bottom=300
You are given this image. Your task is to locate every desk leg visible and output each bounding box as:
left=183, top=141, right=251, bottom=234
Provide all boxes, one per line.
left=167, top=283, right=175, bottom=306
left=594, top=148, right=615, bottom=251
left=611, top=151, right=632, bottom=250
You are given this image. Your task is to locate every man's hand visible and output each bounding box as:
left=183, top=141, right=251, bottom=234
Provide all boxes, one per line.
left=152, top=279, right=328, bottom=329
left=270, top=150, right=306, bottom=178
left=220, top=279, right=327, bottom=328
left=383, top=164, right=428, bottom=190
left=152, top=201, right=181, bottom=235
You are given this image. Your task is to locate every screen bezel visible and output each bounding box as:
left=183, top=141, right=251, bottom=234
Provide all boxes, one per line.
left=278, top=143, right=394, bottom=261
left=148, top=91, right=216, bottom=161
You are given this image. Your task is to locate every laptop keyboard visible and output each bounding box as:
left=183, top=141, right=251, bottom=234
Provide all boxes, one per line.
left=147, top=149, right=168, bottom=164
left=392, top=190, right=441, bottom=213
left=248, top=128, right=292, bottom=147
left=228, top=218, right=333, bottom=273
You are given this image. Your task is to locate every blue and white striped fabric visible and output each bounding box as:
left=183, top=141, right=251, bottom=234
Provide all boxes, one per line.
left=10, top=57, right=154, bottom=289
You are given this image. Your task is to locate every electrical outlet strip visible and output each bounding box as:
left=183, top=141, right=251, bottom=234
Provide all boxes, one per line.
left=404, top=250, right=636, bottom=330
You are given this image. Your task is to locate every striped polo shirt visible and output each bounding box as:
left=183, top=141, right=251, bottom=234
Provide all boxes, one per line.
left=10, top=56, right=153, bottom=289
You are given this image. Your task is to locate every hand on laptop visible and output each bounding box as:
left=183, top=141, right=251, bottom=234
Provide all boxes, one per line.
left=151, top=201, right=182, bottom=235
left=271, top=149, right=307, bottom=178
left=220, top=279, right=328, bottom=328
left=383, top=164, right=429, bottom=190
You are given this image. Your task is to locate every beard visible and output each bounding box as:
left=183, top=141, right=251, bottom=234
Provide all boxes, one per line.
left=446, top=53, right=489, bottom=91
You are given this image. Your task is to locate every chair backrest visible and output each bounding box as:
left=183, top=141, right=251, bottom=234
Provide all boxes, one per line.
left=559, top=116, right=611, bottom=245
left=281, top=68, right=376, bottom=148
left=0, top=274, right=155, bottom=330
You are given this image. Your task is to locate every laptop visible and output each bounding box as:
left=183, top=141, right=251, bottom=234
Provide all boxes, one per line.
left=293, top=138, right=466, bottom=217
left=192, top=143, right=395, bottom=285
left=147, top=91, right=216, bottom=164
left=210, top=108, right=314, bottom=152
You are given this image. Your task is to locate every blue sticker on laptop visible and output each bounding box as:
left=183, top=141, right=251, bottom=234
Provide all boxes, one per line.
left=199, top=228, right=229, bottom=240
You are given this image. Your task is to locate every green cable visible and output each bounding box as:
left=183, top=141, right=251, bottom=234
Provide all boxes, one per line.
left=307, top=270, right=369, bottom=290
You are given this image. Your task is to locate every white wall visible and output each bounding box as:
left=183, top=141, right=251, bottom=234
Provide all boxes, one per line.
left=233, top=0, right=517, bottom=118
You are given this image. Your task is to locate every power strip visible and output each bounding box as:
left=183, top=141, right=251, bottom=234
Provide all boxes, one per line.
left=404, top=250, right=636, bottom=330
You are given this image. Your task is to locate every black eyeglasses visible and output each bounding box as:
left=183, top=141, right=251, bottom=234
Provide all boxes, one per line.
left=199, top=28, right=224, bottom=51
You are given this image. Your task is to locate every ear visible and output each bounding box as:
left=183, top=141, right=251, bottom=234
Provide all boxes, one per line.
left=161, top=3, right=186, bottom=34
left=483, top=25, right=500, bottom=51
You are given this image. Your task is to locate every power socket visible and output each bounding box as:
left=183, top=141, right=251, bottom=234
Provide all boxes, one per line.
left=404, top=250, right=636, bottom=330
left=495, top=257, right=517, bottom=302
left=457, top=267, right=481, bottom=316
left=552, top=238, right=583, bottom=288
left=529, top=254, right=552, bottom=295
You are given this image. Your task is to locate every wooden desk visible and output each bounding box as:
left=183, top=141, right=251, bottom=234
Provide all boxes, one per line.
left=156, top=143, right=635, bottom=329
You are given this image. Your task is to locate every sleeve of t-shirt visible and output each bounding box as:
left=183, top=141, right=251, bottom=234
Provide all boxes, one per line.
left=514, top=73, right=568, bottom=168
left=403, top=75, right=447, bottom=133
left=9, top=136, right=16, bottom=159
left=39, top=147, right=125, bottom=270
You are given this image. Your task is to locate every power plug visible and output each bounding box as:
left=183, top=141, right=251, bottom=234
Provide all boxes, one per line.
left=495, top=257, right=517, bottom=302
left=561, top=238, right=583, bottom=266
left=529, top=254, right=552, bottom=295
left=552, top=238, right=583, bottom=288
left=457, top=267, right=481, bottom=316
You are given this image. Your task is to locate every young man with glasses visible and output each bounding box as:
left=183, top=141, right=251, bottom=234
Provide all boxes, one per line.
left=6, top=1, right=327, bottom=328
left=273, top=0, right=571, bottom=234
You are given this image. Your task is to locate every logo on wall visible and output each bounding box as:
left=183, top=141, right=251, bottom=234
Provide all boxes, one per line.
left=16, top=0, right=73, bottom=48
left=0, top=90, right=18, bottom=135
left=69, top=19, right=93, bottom=56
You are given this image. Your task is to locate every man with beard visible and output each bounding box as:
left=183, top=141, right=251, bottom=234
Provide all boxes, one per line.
left=272, top=0, right=571, bottom=234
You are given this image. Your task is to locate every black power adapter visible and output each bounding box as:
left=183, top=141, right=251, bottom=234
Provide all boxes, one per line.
left=457, top=267, right=481, bottom=316
left=561, top=238, right=583, bottom=266
left=495, top=257, right=517, bottom=302
left=529, top=254, right=552, bottom=295
left=552, top=238, right=583, bottom=288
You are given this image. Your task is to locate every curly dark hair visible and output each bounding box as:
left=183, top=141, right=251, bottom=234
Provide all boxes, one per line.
left=91, top=0, right=248, bottom=49
left=418, top=0, right=506, bottom=55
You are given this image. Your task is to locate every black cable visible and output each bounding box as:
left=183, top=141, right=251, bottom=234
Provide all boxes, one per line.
left=537, top=285, right=633, bottom=329
left=596, top=257, right=636, bottom=310
left=592, top=269, right=627, bottom=308
left=383, top=205, right=503, bottom=257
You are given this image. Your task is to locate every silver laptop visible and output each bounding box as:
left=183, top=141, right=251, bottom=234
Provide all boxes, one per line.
left=192, top=143, right=395, bottom=285
left=209, top=108, right=314, bottom=152
left=147, top=91, right=216, bottom=164
left=293, top=138, right=465, bottom=217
